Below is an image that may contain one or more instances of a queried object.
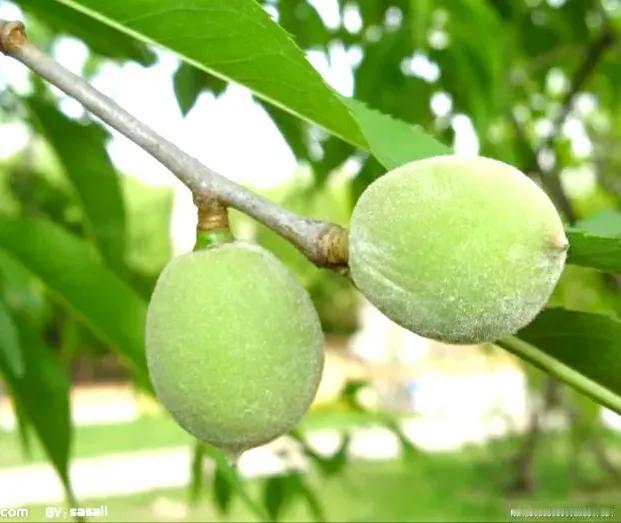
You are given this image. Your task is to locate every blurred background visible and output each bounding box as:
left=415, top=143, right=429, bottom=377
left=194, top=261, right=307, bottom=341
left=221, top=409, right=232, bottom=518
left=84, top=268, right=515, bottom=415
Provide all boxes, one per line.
left=0, top=0, right=620, bottom=521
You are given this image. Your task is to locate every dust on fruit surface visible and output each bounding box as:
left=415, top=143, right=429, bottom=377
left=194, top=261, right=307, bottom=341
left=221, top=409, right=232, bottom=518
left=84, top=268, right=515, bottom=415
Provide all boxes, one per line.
left=349, top=155, right=568, bottom=344
left=145, top=242, right=324, bottom=453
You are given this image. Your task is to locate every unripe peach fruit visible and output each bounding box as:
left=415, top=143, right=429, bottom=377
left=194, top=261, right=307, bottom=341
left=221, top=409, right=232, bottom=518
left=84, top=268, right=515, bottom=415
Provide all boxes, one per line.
left=146, top=242, right=324, bottom=453
left=349, top=155, right=568, bottom=344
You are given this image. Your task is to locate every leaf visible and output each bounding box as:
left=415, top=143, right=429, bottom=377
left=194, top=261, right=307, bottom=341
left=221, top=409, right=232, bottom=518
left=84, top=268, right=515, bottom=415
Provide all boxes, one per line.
left=296, top=476, right=326, bottom=523
left=256, top=98, right=308, bottom=160
left=264, top=475, right=289, bottom=521
left=498, top=309, right=621, bottom=413
left=383, top=418, right=419, bottom=462
left=291, top=430, right=349, bottom=477
left=54, top=0, right=366, bottom=147
left=212, top=465, right=233, bottom=514
left=173, top=62, right=226, bottom=116
left=264, top=473, right=325, bottom=522
left=0, top=299, right=24, bottom=377
left=0, top=216, right=147, bottom=377
left=27, top=97, right=127, bottom=270
left=575, top=209, right=621, bottom=237
left=0, top=310, right=73, bottom=494
left=189, top=442, right=205, bottom=504
left=201, top=442, right=269, bottom=521
left=15, top=0, right=155, bottom=64
left=52, top=0, right=450, bottom=169
left=566, top=228, right=621, bottom=273
left=516, top=309, right=621, bottom=399
left=343, top=98, right=450, bottom=169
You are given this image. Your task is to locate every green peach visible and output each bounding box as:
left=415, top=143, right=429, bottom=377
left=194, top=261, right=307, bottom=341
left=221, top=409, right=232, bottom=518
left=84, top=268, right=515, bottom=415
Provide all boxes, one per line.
left=349, top=155, right=568, bottom=344
left=146, top=242, right=324, bottom=453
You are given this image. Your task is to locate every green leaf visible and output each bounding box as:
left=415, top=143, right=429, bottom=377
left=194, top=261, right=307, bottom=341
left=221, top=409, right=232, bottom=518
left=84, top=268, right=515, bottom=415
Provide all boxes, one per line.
left=0, top=311, right=73, bottom=495
left=52, top=0, right=449, bottom=169
left=499, top=308, right=621, bottom=414
left=189, top=441, right=205, bottom=504
left=263, top=473, right=325, bottom=522
left=0, top=300, right=24, bottom=377
left=256, top=98, right=308, bottom=160
left=295, top=476, right=326, bottom=523
left=173, top=62, right=226, bottom=116
left=0, top=216, right=147, bottom=377
left=212, top=465, right=233, bottom=514
left=15, top=0, right=155, bottom=64
left=575, top=209, right=621, bottom=237
left=53, top=0, right=366, bottom=148
left=566, top=228, right=621, bottom=273
left=383, top=418, right=419, bottom=462
left=27, top=97, right=127, bottom=270
left=201, top=442, right=269, bottom=521
left=344, top=98, right=450, bottom=169
left=264, top=475, right=289, bottom=521
left=517, top=309, right=621, bottom=398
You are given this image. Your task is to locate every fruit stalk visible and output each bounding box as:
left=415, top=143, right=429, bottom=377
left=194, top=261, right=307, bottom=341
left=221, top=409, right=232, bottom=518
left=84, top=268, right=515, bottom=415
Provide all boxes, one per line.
left=0, top=20, right=348, bottom=269
left=193, top=196, right=234, bottom=250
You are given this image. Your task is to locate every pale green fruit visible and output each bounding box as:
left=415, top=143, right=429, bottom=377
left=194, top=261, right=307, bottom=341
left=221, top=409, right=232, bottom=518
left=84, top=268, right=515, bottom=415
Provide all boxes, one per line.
left=349, top=155, right=568, bottom=344
left=146, top=242, right=324, bottom=453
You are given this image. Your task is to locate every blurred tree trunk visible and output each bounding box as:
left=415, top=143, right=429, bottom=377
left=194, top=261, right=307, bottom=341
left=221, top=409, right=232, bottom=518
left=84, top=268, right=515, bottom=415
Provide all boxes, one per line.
left=510, top=377, right=558, bottom=492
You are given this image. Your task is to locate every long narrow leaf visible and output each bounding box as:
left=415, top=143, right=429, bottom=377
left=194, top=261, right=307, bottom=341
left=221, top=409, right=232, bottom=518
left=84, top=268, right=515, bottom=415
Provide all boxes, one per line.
left=28, top=97, right=127, bottom=271
left=51, top=0, right=449, bottom=169
left=0, top=216, right=147, bottom=377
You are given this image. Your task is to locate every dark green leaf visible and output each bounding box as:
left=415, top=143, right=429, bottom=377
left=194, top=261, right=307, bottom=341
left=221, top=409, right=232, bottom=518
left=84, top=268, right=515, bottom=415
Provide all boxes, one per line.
left=201, top=442, right=268, bottom=521
left=257, top=98, right=308, bottom=160
left=13, top=400, right=33, bottom=458
left=517, top=308, right=621, bottom=401
left=277, top=1, right=329, bottom=49
left=264, top=473, right=325, bottom=522
left=296, top=476, right=326, bottom=523
left=0, top=216, right=147, bottom=377
left=173, top=63, right=226, bottom=116
left=318, top=434, right=349, bottom=476
left=566, top=228, right=621, bottom=273
left=27, top=97, right=127, bottom=270
left=0, top=311, right=72, bottom=493
left=383, top=418, right=419, bottom=462
left=0, top=299, right=24, bottom=377
left=15, top=0, right=155, bottom=64
left=291, top=430, right=349, bottom=477
left=264, top=475, right=289, bottom=521
left=189, top=442, right=205, bottom=504
left=212, top=465, right=233, bottom=514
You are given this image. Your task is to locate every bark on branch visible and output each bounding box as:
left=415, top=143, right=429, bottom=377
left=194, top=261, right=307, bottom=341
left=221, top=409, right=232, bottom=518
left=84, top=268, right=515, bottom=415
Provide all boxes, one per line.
left=0, top=20, right=349, bottom=269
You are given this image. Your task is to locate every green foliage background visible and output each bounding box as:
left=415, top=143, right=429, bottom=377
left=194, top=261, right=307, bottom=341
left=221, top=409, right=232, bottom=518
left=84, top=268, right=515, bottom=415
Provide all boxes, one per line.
left=1, top=0, right=621, bottom=519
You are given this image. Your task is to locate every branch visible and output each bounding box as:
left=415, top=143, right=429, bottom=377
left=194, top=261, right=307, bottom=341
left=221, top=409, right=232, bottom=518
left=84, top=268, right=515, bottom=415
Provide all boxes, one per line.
left=514, top=24, right=616, bottom=224
left=0, top=20, right=348, bottom=269
left=536, top=24, right=616, bottom=159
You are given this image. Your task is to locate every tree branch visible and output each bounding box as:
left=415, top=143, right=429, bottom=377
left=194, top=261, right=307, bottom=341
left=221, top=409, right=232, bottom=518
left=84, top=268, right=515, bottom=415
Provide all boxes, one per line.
left=536, top=24, right=616, bottom=160
left=0, top=20, right=349, bottom=269
left=514, top=23, right=616, bottom=224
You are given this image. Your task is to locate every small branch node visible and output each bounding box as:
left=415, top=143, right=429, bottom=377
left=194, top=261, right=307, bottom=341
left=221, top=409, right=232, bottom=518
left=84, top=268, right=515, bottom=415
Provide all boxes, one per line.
left=0, top=20, right=26, bottom=55
left=195, top=195, right=229, bottom=233
left=317, top=225, right=349, bottom=268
